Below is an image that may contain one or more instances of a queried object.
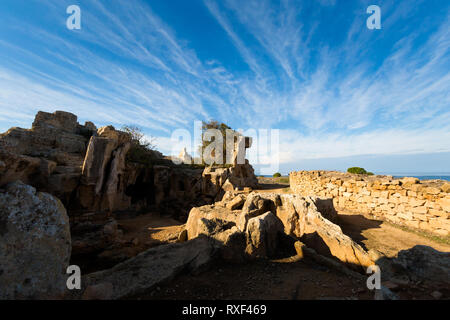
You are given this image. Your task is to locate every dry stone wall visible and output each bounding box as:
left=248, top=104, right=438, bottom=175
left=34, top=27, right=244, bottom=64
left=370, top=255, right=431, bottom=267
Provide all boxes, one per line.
left=289, top=171, right=450, bottom=237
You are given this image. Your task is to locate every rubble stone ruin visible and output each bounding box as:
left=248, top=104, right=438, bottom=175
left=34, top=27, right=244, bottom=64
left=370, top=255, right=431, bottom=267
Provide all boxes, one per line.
left=0, top=110, right=449, bottom=300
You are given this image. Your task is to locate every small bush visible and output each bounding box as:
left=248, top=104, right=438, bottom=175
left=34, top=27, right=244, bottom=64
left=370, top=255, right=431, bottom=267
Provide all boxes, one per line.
left=279, top=177, right=289, bottom=184
left=273, top=172, right=282, bottom=177
left=347, top=167, right=369, bottom=175
left=367, top=172, right=374, bottom=176
left=122, top=125, right=156, bottom=166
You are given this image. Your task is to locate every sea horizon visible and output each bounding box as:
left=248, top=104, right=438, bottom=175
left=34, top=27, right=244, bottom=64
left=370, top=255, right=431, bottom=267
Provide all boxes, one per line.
left=259, top=172, right=450, bottom=181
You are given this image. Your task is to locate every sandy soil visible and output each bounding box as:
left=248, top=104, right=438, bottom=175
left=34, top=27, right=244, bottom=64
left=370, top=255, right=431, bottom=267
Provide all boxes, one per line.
left=254, top=176, right=291, bottom=194
left=117, top=213, right=185, bottom=247
left=337, top=212, right=450, bottom=257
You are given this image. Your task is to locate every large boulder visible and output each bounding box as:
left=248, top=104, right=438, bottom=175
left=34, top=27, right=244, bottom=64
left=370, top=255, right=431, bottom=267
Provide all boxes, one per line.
left=69, top=237, right=217, bottom=300
left=237, top=193, right=276, bottom=232
left=213, top=226, right=247, bottom=263
left=0, top=181, right=71, bottom=299
left=0, top=151, right=42, bottom=187
left=185, top=205, right=240, bottom=240
left=185, top=203, right=249, bottom=262
left=245, top=211, right=284, bottom=258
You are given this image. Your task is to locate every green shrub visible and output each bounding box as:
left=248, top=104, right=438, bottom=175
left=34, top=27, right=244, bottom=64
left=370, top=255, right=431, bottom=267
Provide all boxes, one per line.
left=273, top=172, right=282, bottom=177
left=347, top=167, right=368, bottom=175
left=279, top=177, right=289, bottom=184
left=367, top=172, right=374, bottom=176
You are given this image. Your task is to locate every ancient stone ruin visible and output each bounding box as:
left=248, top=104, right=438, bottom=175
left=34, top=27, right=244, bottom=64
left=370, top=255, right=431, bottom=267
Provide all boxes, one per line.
left=0, top=111, right=258, bottom=218
left=0, top=111, right=449, bottom=300
left=290, top=171, right=450, bottom=236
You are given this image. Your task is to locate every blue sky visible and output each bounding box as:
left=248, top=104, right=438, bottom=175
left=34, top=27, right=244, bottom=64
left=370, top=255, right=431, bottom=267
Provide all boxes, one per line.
left=0, top=0, right=449, bottom=174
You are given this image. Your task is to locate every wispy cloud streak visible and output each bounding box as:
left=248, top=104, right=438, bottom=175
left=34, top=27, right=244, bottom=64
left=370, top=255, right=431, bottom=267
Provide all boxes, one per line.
left=0, top=0, right=448, bottom=167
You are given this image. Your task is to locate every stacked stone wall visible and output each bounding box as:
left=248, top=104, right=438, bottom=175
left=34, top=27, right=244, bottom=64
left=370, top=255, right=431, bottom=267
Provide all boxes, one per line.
left=289, top=171, right=450, bottom=236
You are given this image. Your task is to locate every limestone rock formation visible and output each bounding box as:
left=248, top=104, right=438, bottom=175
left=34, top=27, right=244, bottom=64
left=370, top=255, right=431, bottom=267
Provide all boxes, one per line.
left=79, top=125, right=132, bottom=212
left=273, top=193, right=373, bottom=269
left=226, top=194, right=246, bottom=210
left=178, top=147, right=193, bottom=164
left=185, top=192, right=373, bottom=269
left=201, top=135, right=258, bottom=194
left=0, top=181, right=71, bottom=299
left=245, top=212, right=284, bottom=258
left=0, top=110, right=259, bottom=220
left=186, top=205, right=240, bottom=240
left=0, top=111, right=93, bottom=208
left=212, top=226, right=247, bottom=263
left=68, top=237, right=217, bottom=300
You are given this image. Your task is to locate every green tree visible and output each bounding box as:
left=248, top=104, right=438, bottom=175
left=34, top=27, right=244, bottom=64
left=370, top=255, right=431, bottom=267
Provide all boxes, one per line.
left=273, top=172, right=281, bottom=177
left=347, top=167, right=371, bottom=175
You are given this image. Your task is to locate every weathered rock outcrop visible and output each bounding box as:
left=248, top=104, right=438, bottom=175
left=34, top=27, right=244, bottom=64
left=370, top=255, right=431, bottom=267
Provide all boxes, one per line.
left=0, top=111, right=94, bottom=208
left=177, top=147, right=193, bottom=164
left=245, top=212, right=284, bottom=258
left=0, top=181, right=71, bottom=299
left=78, top=126, right=132, bottom=212
left=68, top=237, right=217, bottom=300
left=202, top=161, right=258, bottom=194
left=185, top=192, right=373, bottom=269
left=0, top=110, right=259, bottom=220
left=186, top=204, right=241, bottom=240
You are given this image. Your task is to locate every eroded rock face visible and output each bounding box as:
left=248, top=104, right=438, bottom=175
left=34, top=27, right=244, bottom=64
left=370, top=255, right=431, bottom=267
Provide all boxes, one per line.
left=237, top=194, right=276, bottom=232
left=79, top=126, right=133, bottom=212
left=0, top=181, right=71, bottom=299
left=185, top=192, right=373, bottom=269
left=0, top=110, right=259, bottom=220
left=0, top=151, right=42, bottom=187
left=202, top=161, right=258, bottom=195
left=275, top=193, right=373, bottom=269
left=0, top=111, right=94, bottom=211
left=245, top=212, right=284, bottom=258
left=186, top=205, right=240, bottom=240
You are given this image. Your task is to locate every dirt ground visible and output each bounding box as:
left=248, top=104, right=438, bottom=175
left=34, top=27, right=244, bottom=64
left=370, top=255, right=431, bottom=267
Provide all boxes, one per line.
left=255, top=176, right=290, bottom=194
left=117, top=213, right=185, bottom=248
left=336, top=212, right=450, bottom=257
left=137, top=256, right=374, bottom=300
